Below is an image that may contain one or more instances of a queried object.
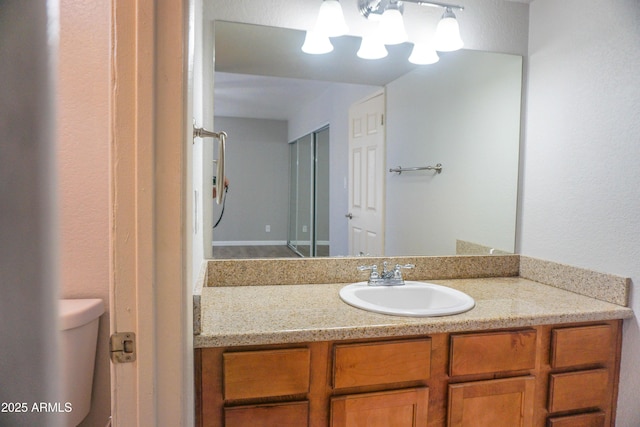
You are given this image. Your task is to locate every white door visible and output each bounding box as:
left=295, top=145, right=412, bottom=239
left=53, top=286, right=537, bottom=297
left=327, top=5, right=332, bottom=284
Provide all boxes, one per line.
left=347, top=92, right=386, bottom=256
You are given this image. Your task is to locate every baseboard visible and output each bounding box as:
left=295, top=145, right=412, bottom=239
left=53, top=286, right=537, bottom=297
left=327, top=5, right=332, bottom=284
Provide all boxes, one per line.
left=212, top=240, right=288, bottom=247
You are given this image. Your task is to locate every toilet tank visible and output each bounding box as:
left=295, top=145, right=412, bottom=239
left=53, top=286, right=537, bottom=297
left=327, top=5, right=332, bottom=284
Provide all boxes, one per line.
left=59, top=299, right=105, bottom=427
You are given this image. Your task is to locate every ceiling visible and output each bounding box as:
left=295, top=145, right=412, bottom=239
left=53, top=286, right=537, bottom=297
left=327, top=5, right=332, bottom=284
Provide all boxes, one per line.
left=214, top=21, right=419, bottom=86
left=214, top=21, right=419, bottom=120
left=215, top=72, right=344, bottom=120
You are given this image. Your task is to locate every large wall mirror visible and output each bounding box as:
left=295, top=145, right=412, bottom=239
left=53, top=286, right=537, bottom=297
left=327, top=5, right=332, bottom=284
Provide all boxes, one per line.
left=210, top=20, right=522, bottom=259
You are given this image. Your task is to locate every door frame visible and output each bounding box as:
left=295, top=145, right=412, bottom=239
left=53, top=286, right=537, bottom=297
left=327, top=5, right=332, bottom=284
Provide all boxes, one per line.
left=110, top=0, right=193, bottom=425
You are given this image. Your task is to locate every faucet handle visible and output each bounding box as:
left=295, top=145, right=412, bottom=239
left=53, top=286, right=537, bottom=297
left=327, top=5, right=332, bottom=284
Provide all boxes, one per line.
left=393, top=263, right=415, bottom=279
left=395, top=263, right=415, bottom=270
left=358, top=264, right=379, bottom=280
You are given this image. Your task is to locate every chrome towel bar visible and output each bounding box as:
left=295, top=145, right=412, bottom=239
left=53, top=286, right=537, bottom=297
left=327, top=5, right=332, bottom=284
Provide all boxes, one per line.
left=389, top=163, right=443, bottom=174
left=193, top=125, right=226, bottom=140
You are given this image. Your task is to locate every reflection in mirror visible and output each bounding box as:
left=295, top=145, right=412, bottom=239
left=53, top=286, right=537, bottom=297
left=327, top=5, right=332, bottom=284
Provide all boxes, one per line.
left=211, top=21, right=522, bottom=259
left=288, top=127, right=330, bottom=257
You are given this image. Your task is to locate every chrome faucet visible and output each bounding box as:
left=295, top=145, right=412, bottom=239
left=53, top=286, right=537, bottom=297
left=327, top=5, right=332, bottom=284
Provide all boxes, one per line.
left=358, top=262, right=415, bottom=286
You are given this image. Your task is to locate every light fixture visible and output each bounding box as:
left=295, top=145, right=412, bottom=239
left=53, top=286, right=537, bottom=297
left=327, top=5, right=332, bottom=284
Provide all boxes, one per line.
left=434, top=7, right=464, bottom=52
left=408, top=41, right=439, bottom=65
left=379, top=1, right=408, bottom=45
left=357, top=33, right=389, bottom=59
left=315, top=0, right=349, bottom=38
left=303, top=0, right=465, bottom=64
left=301, top=30, right=334, bottom=54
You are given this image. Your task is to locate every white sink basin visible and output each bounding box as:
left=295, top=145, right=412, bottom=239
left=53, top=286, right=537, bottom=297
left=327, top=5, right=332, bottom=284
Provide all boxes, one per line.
left=339, top=281, right=475, bottom=317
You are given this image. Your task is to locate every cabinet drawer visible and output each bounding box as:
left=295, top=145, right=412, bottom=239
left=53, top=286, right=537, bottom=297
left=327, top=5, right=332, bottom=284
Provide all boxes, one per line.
left=330, top=387, right=429, bottom=427
left=224, top=401, right=309, bottom=427
left=551, top=325, right=612, bottom=368
left=333, top=339, right=431, bottom=389
left=548, top=369, right=608, bottom=413
left=450, top=330, right=537, bottom=376
left=223, top=348, right=310, bottom=400
left=547, top=412, right=605, bottom=427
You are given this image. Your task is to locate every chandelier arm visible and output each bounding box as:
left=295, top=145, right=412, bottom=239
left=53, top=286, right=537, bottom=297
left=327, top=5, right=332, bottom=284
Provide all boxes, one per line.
left=403, top=0, right=464, bottom=11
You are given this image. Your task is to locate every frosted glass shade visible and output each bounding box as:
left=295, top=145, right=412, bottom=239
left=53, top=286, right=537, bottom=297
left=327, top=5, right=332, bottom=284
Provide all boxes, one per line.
left=301, top=30, right=334, bottom=54
left=379, top=6, right=408, bottom=45
left=315, top=0, right=348, bottom=37
left=357, top=35, right=388, bottom=60
left=409, top=42, right=439, bottom=65
left=434, top=9, right=464, bottom=52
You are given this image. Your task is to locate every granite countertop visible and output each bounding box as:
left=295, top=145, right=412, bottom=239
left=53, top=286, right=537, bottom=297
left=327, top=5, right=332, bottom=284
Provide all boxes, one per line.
left=195, top=276, right=633, bottom=348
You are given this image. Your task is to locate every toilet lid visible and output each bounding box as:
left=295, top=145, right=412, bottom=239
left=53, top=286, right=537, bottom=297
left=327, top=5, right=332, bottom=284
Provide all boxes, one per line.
left=59, top=299, right=105, bottom=330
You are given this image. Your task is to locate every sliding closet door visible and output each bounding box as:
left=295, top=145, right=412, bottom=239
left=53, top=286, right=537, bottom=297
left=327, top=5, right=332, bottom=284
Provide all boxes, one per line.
left=288, top=142, right=298, bottom=252
left=288, top=134, right=313, bottom=257
left=315, top=127, right=330, bottom=257
left=296, top=134, right=314, bottom=257
left=288, top=127, right=330, bottom=257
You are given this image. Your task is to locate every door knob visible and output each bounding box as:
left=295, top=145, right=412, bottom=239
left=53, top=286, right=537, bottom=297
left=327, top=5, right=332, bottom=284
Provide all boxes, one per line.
left=345, top=213, right=353, bottom=219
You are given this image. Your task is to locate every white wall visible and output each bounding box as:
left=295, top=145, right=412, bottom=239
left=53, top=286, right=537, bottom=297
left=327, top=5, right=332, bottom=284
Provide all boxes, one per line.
left=212, top=117, right=289, bottom=244
left=57, top=0, right=111, bottom=425
left=386, top=50, right=522, bottom=255
left=521, top=0, right=640, bottom=424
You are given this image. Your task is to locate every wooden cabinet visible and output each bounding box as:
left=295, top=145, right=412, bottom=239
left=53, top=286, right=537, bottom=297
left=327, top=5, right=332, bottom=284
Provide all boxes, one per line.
left=448, top=377, right=535, bottom=427
left=550, top=325, right=612, bottom=368
left=333, top=339, right=431, bottom=389
left=548, top=369, right=609, bottom=413
left=195, top=320, right=622, bottom=427
left=547, top=412, right=606, bottom=427
left=543, top=323, right=621, bottom=426
left=224, top=401, right=309, bottom=427
left=331, top=388, right=429, bottom=427
left=448, top=330, right=537, bottom=427
left=449, top=329, right=537, bottom=376
left=222, top=348, right=310, bottom=400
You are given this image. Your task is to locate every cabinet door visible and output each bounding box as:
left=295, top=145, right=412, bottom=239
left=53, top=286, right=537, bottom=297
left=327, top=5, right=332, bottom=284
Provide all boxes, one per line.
left=448, top=376, right=535, bottom=427
left=331, top=387, right=428, bottom=427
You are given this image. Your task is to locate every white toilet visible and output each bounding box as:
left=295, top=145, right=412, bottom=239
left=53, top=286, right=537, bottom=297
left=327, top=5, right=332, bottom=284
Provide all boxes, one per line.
left=59, top=299, right=105, bottom=426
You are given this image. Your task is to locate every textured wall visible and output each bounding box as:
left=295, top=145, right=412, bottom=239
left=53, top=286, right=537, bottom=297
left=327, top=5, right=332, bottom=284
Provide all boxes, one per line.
left=57, top=0, right=111, bottom=425
left=521, top=0, right=640, bottom=424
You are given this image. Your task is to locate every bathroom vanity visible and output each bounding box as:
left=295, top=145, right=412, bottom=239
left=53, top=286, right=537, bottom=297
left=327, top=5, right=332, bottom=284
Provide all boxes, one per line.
left=194, top=256, right=633, bottom=427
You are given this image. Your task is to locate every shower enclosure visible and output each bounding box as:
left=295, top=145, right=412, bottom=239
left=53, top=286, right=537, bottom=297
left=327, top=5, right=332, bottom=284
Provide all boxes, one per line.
left=288, top=126, right=330, bottom=257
